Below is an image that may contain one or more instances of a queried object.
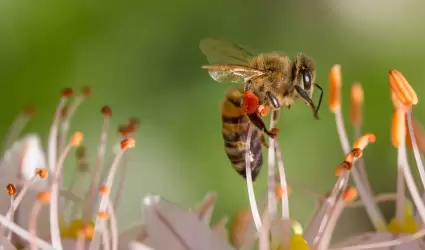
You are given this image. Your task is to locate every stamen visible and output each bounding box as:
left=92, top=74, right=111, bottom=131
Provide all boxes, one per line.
left=50, top=132, right=84, bottom=250
left=30, top=192, right=51, bottom=250
left=405, top=114, right=425, bottom=152
left=328, top=64, right=342, bottom=113
left=388, top=69, right=418, bottom=107
left=406, top=111, right=425, bottom=194
left=349, top=83, right=363, bottom=127
left=3, top=104, right=36, bottom=153
left=85, top=106, right=111, bottom=223
left=108, top=200, right=118, bottom=250
left=244, top=125, right=262, bottom=232
left=391, top=108, right=407, bottom=225
left=89, top=138, right=135, bottom=250
left=267, top=110, right=279, bottom=219
left=274, top=140, right=290, bottom=249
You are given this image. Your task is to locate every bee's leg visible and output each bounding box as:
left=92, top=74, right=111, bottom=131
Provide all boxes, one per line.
left=260, top=134, right=269, bottom=148
left=247, top=113, right=279, bottom=138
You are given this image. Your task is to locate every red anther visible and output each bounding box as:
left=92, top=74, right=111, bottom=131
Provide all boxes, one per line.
left=80, top=86, right=92, bottom=97
left=100, top=106, right=112, bottom=117
left=120, top=138, right=136, bottom=149
left=61, top=88, right=74, bottom=97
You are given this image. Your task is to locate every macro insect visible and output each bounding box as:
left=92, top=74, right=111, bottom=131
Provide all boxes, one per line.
left=200, top=38, right=323, bottom=180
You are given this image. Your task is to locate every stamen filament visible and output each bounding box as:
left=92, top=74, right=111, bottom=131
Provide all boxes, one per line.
left=108, top=200, right=118, bottom=250
left=406, top=111, right=425, bottom=191
left=274, top=140, right=290, bottom=249
left=267, top=111, right=279, bottom=219
left=244, top=125, right=262, bottom=232
left=29, top=202, right=43, bottom=250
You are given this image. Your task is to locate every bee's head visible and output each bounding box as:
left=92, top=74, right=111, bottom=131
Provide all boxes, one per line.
left=292, top=53, right=323, bottom=120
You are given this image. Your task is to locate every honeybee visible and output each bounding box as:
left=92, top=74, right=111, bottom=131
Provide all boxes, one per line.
left=200, top=38, right=323, bottom=180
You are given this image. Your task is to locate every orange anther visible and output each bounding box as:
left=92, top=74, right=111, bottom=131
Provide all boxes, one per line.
left=120, top=138, right=136, bottom=149
left=97, top=211, right=109, bottom=220
left=351, top=148, right=363, bottom=158
left=328, top=64, right=342, bottom=113
left=388, top=70, right=418, bottom=107
left=101, top=106, right=112, bottom=117
left=406, top=114, right=425, bottom=152
left=80, top=223, right=94, bottom=239
left=344, top=152, right=355, bottom=163
left=392, top=108, right=406, bottom=148
left=342, top=187, right=358, bottom=201
left=37, top=192, right=50, bottom=204
left=349, top=83, right=363, bottom=126
left=243, top=90, right=260, bottom=114
left=80, top=86, right=92, bottom=97
left=340, top=161, right=353, bottom=171
left=99, top=185, right=109, bottom=194
left=6, top=184, right=16, bottom=196
left=335, top=165, right=344, bottom=176
left=36, top=168, right=49, bottom=179
left=71, top=132, right=84, bottom=147
left=61, top=88, right=74, bottom=97
left=24, top=104, right=36, bottom=116
left=352, top=133, right=376, bottom=150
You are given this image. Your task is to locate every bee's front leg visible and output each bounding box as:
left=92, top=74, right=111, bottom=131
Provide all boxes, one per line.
left=247, top=113, right=279, bottom=139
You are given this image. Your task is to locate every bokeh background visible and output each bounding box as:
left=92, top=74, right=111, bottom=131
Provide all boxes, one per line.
left=2, top=0, right=425, bottom=245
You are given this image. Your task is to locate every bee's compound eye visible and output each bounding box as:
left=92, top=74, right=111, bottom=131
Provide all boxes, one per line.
left=303, top=70, right=312, bottom=90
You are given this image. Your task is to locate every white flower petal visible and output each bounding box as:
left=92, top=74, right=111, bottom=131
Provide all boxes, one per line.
left=333, top=232, right=424, bottom=250
left=119, top=225, right=147, bottom=250
left=192, top=192, right=217, bottom=225
left=1, top=134, right=47, bottom=180
left=141, top=195, right=234, bottom=250
left=129, top=241, right=156, bottom=250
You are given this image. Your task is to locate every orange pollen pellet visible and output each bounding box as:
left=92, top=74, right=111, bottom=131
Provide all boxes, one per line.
left=99, top=185, right=109, bottom=194
left=392, top=108, right=406, bottom=148
left=101, top=105, right=112, bottom=117
left=6, top=184, right=16, bottom=196
left=353, top=133, right=376, bottom=150
left=80, top=86, right=92, bottom=97
left=328, top=64, right=342, bottom=113
left=351, top=148, right=363, bottom=158
left=71, top=132, right=84, bottom=147
left=61, top=88, right=74, bottom=97
left=97, top=211, right=109, bottom=220
left=60, top=106, right=69, bottom=118
left=36, top=168, right=49, bottom=179
left=120, top=138, right=136, bottom=149
left=37, top=192, right=50, bottom=204
left=257, top=105, right=269, bottom=117
left=243, top=90, right=260, bottom=114
left=388, top=70, right=418, bottom=107
left=342, top=187, right=358, bottom=201
left=349, top=83, right=363, bottom=126
left=24, top=104, right=36, bottom=116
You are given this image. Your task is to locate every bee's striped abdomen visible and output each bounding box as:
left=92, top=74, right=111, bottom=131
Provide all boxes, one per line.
left=221, top=87, right=263, bottom=181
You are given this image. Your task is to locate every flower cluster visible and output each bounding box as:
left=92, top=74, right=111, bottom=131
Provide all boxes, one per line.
left=1, top=66, right=425, bottom=250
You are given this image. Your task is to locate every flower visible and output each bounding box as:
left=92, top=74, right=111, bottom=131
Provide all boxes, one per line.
left=0, top=87, right=142, bottom=250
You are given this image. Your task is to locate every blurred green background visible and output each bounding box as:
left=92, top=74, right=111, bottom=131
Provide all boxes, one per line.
left=2, top=0, right=425, bottom=244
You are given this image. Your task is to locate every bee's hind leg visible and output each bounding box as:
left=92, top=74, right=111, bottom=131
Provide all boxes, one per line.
left=247, top=113, right=279, bottom=139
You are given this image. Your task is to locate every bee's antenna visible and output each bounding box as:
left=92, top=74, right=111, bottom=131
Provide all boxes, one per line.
left=295, top=85, right=319, bottom=119
left=315, top=84, right=324, bottom=116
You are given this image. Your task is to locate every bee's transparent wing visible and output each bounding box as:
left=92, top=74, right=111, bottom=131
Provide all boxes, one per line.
left=202, top=64, right=266, bottom=84
left=200, top=38, right=255, bottom=65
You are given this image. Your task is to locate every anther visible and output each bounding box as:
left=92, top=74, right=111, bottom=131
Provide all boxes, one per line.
left=71, top=132, right=84, bottom=147
left=97, top=211, right=109, bottom=220
left=80, top=223, right=94, bottom=239
left=36, top=168, right=49, bottom=179
left=349, top=83, right=364, bottom=126
left=342, top=187, right=358, bottom=201
left=328, top=64, right=342, bottom=113
left=352, top=133, right=376, bottom=150
left=388, top=70, right=418, bottom=107
left=80, top=86, right=92, bottom=97
left=6, top=184, right=16, bottom=196
left=61, top=88, right=74, bottom=97
left=351, top=148, right=363, bottom=158
left=99, top=185, right=109, bottom=194
left=23, top=104, right=36, bottom=116
left=340, top=161, right=353, bottom=170
left=120, top=138, right=136, bottom=149
left=101, top=106, right=112, bottom=117
left=37, top=192, right=50, bottom=204
left=392, top=108, right=406, bottom=148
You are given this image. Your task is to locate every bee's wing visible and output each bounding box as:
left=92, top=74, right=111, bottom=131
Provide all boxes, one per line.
left=200, top=38, right=255, bottom=65
left=202, top=64, right=266, bottom=84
